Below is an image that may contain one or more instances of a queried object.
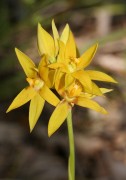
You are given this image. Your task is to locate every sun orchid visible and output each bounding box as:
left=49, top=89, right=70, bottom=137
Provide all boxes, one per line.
left=6, top=48, right=60, bottom=131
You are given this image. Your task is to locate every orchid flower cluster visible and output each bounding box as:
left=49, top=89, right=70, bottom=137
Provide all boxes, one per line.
left=7, top=20, right=117, bottom=137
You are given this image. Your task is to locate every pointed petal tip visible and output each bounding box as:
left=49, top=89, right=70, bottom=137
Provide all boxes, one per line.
left=105, top=88, right=113, bottom=92
left=65, top=24, right=70, bottom=32
left=30, top=127, right=33, bottom=133
left=48, top=131, right=52, bottom=137
left=63, top=23, right=70, bottom=32
left=102, top=108, right=108, bottom=114
left=15, top=48, right=23, bottom=57
left=6, top=105, right=13, bottom=113
left=38, top=22, right=41, bottom=27
left=107, top=76, right=118, bottom=84
left=15, top=47, right=19, bottom=53
left=109, top=89, right=114, bottom=92
left=92, top=42, right=99, bottom=50
left=109, top=78, right=118, bottom=84
left=6, top=108, right=10, bottom=113
left=30, top=123, right=35, bottom=133
left=95, top=42, right=99, bottom=46
left=97, top=104, right=108, bottom=114
left=113, top=79, right=118, bottom=83
left=48, top=127, right=55, bottom=137
left=66, top=23, right=69, bottom=28
left=52, top=19, right=55, bottom=24
left=38, top=23, right=42, bottom=31
left=100, top=88, right=113, bottom=96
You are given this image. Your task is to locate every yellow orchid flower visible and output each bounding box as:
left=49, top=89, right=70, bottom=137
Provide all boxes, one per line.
left=37, top=19, right=69, bottom=62
left=6, top=48, right=60, bottom=132
left=48, top=30, right=117, bottom=94
left=37, top=20, right=70, bottom=88
left=48, top=80, right=111, bottom=137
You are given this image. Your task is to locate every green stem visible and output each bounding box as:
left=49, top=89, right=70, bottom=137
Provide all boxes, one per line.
left=67, top=110, right=75, bottom=180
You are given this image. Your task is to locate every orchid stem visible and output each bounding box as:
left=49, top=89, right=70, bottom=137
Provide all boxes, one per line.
left=67, top=110, right=75, bottom=180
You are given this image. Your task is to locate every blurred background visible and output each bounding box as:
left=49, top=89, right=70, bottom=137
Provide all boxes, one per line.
left=0, top=0, right=126, bottom=179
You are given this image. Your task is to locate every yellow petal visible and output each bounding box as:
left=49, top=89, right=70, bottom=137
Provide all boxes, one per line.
left=6, top=87, right=36, bottom=113
left=38, top=54, right=48, bottom=68
left=60, top=24, right=70, bottom=44
left=52, top=19, right=59, bottom=40
left=76, top=97, right=107, bottom=114
left=48, top=62, right=63, bottom=69
left=100, top=88, right=113, bottom=94
left=65, top=74, right=74, bottom=88
left=47, top=69, right=56, bottom=88
left=57, top=40, right=65, bottom=63
left=48, top=101, right=70, bottom=137
left=55, top=70, right=65, bottom=92
left=92, top=82, right=103, bottom=96
left=65, top=30, right=76, bottom=58
left=38, top=55, right=49, bottom=82
left=37, top=23, right=55, bottom=57
left=72, top=70, right=92, bottom=93
left=86, top=70, right=117, bottom=83
left=77, top=43, right=98, bottom=69
left=52, top=19, right=59, bottom=56
left=79, top=92, right=94, bottom=99
left=29, top=94, right=45, bottom=132
left=80, top=87, right=113, bottom=99
left=39, top=66, right=49, bottom=82
left=15, top=48, right=36, bottom=78
left=39, top=84, right=60, bottom=106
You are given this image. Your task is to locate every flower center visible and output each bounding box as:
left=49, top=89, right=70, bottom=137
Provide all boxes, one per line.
left=26, top=77, right=44, bottom=91
left=64, top=92, right=76, bottom=105
left=68, top=81, right=82, bottom=97
left=68, top=57, right=80, bottom=73
left=68, top=62, right=76, bottom=73
left=63, top=81, right=82, bottom=105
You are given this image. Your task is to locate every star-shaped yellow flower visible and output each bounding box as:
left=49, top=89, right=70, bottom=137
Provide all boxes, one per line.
left=37, top=20, right=70, bottom=88
left=6, top=48, right=60, bottom=132
left=48, top=80, right=112, bottom=137
left=48, top=30, right=117, bottom=94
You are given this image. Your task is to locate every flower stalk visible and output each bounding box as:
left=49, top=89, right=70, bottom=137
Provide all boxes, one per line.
left=67, top=110, right=75, bottom=180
